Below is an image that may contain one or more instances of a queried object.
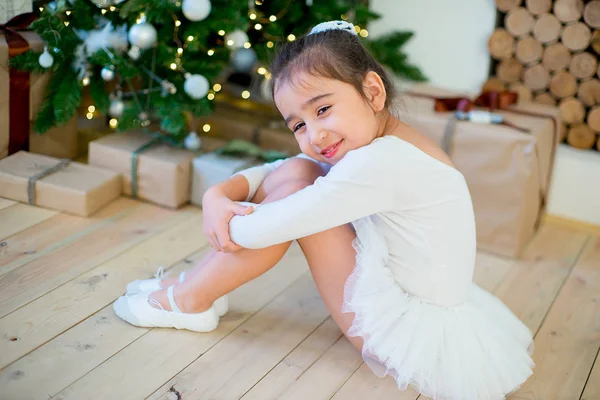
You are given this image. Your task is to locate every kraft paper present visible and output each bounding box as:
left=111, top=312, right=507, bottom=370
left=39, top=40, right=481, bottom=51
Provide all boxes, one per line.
left=398, top=88, right=561, bottom=258
left=88, top=131, right=196, bottom=209
left=0, top=0, right=32, bottom=24
left=0, top=151, right=122, bottom=216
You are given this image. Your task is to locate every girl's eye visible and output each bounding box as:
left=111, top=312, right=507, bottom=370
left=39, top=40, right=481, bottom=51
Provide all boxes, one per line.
left=317, top=106, right=331, bottom=116
left=293, top=122, right=305, bottom=132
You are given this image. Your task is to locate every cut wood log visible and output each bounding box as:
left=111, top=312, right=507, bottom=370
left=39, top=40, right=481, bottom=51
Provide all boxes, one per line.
left=553, top=0, right=585, bottom=23
left=497, top=57, right=525, bottom=82
left=559, top=97, right=586, bottom=124
left=482, top=77, right=507, bottom=92
left=542, top=43, right=572, bottom=72
left=534, top=91, right=557, bottom=105
left=524, top=63, right=551, bottom=90
left=591, top=30, right=600, bottom=54
left=496, top=0, right=523, bottom=12
left=516, top=36, right=543, bottom=64
left=550, top=71, right=578, bottom=98
left=509, top=82, right=534, bottom=102
left=526, top=0, right=552, bottom=15
left=488, top=28, right=516, bottom=60
left=588, top=105, right=600, bottom=131
left=505, top=7, right=536, bottom=37
left=533, top=13, right=563, bottom=43
left=561, top=22, right=592, bottom=52
left=583, top=1, right=600, bottom=28
left=578, top=78, right=600, bottom=106
left=569, top=52, right=598, bottom=79
left=567, top=123, right=596, bottom=148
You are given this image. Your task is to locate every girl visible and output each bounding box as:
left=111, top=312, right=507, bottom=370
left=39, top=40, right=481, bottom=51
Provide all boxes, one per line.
left=114, top=20, right=534, bottom=399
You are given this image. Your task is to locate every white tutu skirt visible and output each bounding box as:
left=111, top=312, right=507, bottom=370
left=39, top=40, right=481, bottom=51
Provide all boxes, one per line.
left=343, top=218, right=534, bottom=400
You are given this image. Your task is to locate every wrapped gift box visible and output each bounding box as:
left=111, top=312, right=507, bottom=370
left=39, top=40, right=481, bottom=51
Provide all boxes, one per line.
left=399, top=86, right=561, bottom=258
left=88, top=131, right=196, bottom=209
left=191, top=152, right=262, bottom=206
left=1, top=28, right=78, bottom=160
left=0, top=151, right=121, bottom=216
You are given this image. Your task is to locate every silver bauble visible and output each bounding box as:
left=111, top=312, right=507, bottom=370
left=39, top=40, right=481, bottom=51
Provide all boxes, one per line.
left=101, top=66, right=115, bottom=81
left=128, top=22, right=157, bottom=50
left=128, top=46, right=141, bottom=60
left=184, top=74, right=210, bottom=99
left=231, top=48, right=257, bottom=73
left=181, top=0, right=211, bottom=21
left=225, top=30, right=249, bottom=49
left=109, top=99, right=124, bottom=118
left=38, top=47, right=54, bottom=68
left=184, top=131, right=202, bottom=150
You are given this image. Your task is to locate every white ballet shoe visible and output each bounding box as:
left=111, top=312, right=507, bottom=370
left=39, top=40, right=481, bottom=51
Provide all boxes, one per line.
left=126, top=268, right=229, bottom=317
left=113, top=285, right=219, bottom=332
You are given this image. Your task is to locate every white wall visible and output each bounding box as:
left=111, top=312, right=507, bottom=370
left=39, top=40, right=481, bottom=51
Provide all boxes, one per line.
left=369, top=0, right=600, bottom=226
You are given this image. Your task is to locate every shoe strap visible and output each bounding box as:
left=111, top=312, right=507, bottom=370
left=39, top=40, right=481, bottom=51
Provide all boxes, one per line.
left=167, top=285, right=183, bottom=313
left=179, top=271, right=186, bottom=283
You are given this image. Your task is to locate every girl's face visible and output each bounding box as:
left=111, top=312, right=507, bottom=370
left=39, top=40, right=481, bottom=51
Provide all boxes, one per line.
left=274, top=72, right=382, bottom=165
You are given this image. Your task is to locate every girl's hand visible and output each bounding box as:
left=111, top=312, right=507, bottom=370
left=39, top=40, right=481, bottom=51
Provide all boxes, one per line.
left=202, top=188, right=254, bottom=253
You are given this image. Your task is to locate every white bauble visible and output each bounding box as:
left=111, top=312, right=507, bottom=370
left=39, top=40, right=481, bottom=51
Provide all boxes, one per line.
left=225, top=30, right=249, bottom=49
left=184, top=131, right=202, bottom=150
left=128, top=46, right=141, bottom=60
left=128, top=22, right=157, bottom=50
left=182, top=0, right=211, bottom=21
left=101, top=66, right=115, bottom=81
left=231, top=48, right=257, bottom=73
left=109, top=99, right=124, bottom=118
left=184, top=74, right=210, bottom=99
left=38, top=48, right=54, bottom=68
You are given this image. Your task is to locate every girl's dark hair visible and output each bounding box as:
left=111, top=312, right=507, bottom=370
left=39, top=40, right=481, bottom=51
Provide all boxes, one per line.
left=270, top=28, right=395, bottom=109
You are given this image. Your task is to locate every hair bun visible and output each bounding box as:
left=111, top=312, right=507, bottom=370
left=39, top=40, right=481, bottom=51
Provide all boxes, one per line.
left=309, top=20, right=357, bottom=36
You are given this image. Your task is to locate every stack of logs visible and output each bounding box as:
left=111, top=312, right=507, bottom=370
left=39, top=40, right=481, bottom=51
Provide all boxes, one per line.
left=487, top=0, right=600, bottom=151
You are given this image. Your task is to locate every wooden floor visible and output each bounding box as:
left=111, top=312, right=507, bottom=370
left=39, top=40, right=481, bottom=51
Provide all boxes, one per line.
left=0, top=196, right=598, bottom=400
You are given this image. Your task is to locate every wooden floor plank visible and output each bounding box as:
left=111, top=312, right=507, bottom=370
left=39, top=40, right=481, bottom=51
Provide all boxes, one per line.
left=0, top=214, right=205, bottom=370
left=53, top=244, right=312, bottom=400
left=332, top=363, right=417, bottom=400
left=0, top=198, right=16, bottom=211
left=273, top=336, right=363, bottom=400
left=510, top=236, right=600, bottom=399
left=581, top=351, right=600, bottom=400
left=241, top=318, right=343, bottom=400
left=0, top=202, right=182, bottom=318
left=0, top=247, right=209, bottom=400
left=0, top=198, right=137, bottom=277
left=0, top=204, right=57, bottom=241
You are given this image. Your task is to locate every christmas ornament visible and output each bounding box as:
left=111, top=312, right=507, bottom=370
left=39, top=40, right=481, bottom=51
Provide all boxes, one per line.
left=101, top=66, right=115, bottom=81
left=184, top=73, right=209, bottom=99
left=38, top=46, right=54, bottom=68
left=182, top=0, right=211, bottom=21
left=128, top=17, right=157, bottom=50
left=90, top=0, right=126, bottom=7
left=225, top=30, right=249, bottom=49
left=161, top=80, right=177, bottom=97
left=109, top=99, right=124, bottom=118
left=184, top=131, right=202, bottom=150
left=231, top=48, right=257, bottom=73
left=139, top=112, right=151, bottom=127
left=128, top=46, right=141, bottom=60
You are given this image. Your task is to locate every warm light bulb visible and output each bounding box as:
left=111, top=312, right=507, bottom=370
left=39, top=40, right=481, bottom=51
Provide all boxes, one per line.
left=213, top=84, right=222, bottom=92
left=109, top=6, right=116, bottom=11
left=175, top=20, right=181, bottom=27
left=241, top=90, right=250, bottom=99
left=227, top=39, right=234, bottom=46
left=86, top=112, right=93, bottom=120
left=254, top=23, right=262, bottom=30
left=65, top=10, right=71, bottom=15
left=287, top=34, right=296, bottom=41
left=203, top=124, right=211, bottom=132
left=341, top=14, right=347, bottom=20
left=207, top=49, right=215, bottom=56
left=101, top=9, right=107, bottom=14
left=82, top=77, right=90, bottom=86
left=177, top=47, right=184, bottom=55
left=88, top=105, right=96, bottom=113
left=257, top=67, right=266, bottom=75
left=244, top=42, right=251, bottom=49
left=360, top=29, right=368, bottom=37
left=354, top=25, right=360, bottom=33
left=269, top=15, right=277, bottom=22
left=267, top=41, right=274, bottom=48
left=218, top=30, right=225, bottom=36
left=109, top=118, right=118, bottom=128
left=249, top=13, right=257, bottom=20
left=207, top=93, right=215, bottom=100
left=187, top=35, right=194, bottom=42
left=170, top=63, right=177, bottom=70
left=64, top=21, right=70, bottom=26
left=39, top=7, right=44, bottom=12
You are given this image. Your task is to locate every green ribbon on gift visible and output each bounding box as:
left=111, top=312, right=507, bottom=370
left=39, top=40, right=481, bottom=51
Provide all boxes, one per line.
left=214, top=139, right=289, bottom=163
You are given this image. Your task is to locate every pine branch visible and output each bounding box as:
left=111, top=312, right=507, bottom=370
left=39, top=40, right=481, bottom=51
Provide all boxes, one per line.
left=53, top=69, right=82, bottom=124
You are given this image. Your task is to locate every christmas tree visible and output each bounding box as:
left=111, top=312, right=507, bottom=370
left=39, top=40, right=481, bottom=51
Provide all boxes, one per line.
left=11, top=0, right=425, bottom=145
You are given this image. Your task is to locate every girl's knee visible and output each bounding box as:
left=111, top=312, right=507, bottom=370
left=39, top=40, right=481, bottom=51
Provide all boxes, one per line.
left=264, top=158, right=326, bottom=190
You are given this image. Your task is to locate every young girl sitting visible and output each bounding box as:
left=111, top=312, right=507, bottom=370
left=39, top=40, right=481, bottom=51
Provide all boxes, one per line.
left=114, top=20, right=534, bottom=400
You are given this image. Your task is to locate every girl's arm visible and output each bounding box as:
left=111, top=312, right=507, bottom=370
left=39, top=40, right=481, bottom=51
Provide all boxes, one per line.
left=228, top=144, right=396, bottom=249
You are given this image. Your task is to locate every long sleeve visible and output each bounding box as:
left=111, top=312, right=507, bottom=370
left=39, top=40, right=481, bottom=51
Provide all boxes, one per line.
left=229, top=143, right=396, bottom=249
